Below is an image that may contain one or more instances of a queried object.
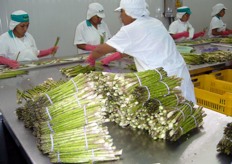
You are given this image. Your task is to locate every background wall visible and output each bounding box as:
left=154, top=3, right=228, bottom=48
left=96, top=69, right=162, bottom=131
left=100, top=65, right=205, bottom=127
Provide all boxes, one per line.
left=0, top=0, right=231, bottom=57
left=184, top=0, right=232, bottom=32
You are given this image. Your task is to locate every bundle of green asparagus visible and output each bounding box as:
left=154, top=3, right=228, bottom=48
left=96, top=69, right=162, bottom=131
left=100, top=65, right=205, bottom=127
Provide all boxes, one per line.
left=33, top=73, right=96, bottom=106
left=176, top=38, right=221, bottom=46
left=0, top=69, right=28, bottom=79
left=16, top=73, right=99, bottom=129
left=202, top=51, right=232, bottom=63
left=219, top=37, right=232, bottom=44
left=16, top=78, right=66, bottom=104
left=33, top=98, right=106, bottom=137
left=165, top=104, right=205, bottom=141
left=133, top=76, right=182, bottom=103
left=123, top=98, right=205, bottom=141
left=60, top=65, right=96, bottom=77
left=181, top=53, right=204, bottom=65
left=217, top=122, right=232, bottom=155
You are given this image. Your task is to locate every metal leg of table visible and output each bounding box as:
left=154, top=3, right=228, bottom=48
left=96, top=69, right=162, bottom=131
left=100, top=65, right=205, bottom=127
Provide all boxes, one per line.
left=0, top=114, right=8, bottom=164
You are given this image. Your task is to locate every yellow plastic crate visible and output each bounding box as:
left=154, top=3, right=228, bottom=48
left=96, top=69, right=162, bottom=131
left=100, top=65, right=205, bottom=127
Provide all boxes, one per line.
left=192, top=74, right=232, bottom=94
left=210, top=69, right=232, bottom=82
left=192, top=75, right=232, bottom=116
left=194, top=88, right=232, bottom=116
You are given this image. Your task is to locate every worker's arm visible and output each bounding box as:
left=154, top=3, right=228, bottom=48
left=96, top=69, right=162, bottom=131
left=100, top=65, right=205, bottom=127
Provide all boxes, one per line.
left=76, top=44, right=98, bottom=51
left=212, top=28, right=230, bottom=36
left=86, top=43, right=116, bottom=66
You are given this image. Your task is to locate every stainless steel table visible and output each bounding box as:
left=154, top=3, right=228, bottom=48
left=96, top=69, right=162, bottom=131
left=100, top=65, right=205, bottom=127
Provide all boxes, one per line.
left=0, top=62, right=232, bottom=164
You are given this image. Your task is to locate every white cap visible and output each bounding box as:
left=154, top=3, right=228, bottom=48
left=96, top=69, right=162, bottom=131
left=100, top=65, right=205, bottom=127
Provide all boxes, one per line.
left=9, top=10, right=29, bottom=30
left=115, top=0, right=149, bottom=18
left=87, top=3, right=105, bottom=20
left=176, top=6, right=192, bottom=19
left=211, top=3, right=227, bottom=16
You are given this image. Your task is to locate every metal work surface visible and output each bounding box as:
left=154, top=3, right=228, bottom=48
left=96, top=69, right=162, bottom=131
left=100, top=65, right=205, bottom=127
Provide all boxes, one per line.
left=0, top=62, right=232, bottom=164
left=0, top=54, right=87, bottom=72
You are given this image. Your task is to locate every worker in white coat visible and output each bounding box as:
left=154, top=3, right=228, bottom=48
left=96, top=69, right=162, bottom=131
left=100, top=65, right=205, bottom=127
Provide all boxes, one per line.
left=0, top=10, right=58, bottom=69
left=74, top=2, right=124, bottom=65
left=86, top=0, right=196, bottom=103
left=208, top=3, right=232, bottom=38
left=74, top=2, right=111, bottom=54
left=169, top=6, right=205, bottom=42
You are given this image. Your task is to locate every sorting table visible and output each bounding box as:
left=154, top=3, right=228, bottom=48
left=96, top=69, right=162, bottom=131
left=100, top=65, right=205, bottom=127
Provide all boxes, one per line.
left=0, top=60, right=231, bottom=164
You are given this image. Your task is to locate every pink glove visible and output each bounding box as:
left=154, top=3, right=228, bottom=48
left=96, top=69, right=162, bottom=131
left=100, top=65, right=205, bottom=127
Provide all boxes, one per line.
left=193, top=32, right=205, bottom=39
left=101, top=52, right=123, bottom=65
left=172, top=31, right=189, bottom=40
left=86, top=53, right=95, bottom=66
left=221, top=31, right=230, bottom=36
left=0, top=56, right=20, bottom=69
left=85, top=44, right=98, bottom=51
left=38, top=46, right=59, bottom=58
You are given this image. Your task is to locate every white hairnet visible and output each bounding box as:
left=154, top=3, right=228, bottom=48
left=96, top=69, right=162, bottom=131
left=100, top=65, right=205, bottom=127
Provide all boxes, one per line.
left=9, top=10, right=29, bottom=30
left=211, top=3, right=227, bottom=17
left=115, top=0, right=150, bottom=19
left=176, top=6, right=191, bottom=19
left=87, top=3, right=105, bottom=20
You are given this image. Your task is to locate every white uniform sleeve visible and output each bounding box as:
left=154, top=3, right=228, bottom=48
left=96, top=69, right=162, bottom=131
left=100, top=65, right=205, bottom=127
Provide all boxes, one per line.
left=169, top=21, right=179, bottom=34
left=187, top=22, right=194, bottom=39
left=106, top=27, right=132, bottom=54
left=74, top=22, right=86, bottom=45
left=211, top=17, right=225, bottom=30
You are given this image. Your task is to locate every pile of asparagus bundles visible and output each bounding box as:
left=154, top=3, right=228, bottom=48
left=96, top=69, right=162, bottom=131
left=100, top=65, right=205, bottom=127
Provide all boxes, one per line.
left=89, top=68, right=206, bottom=141
left=16, top=68, right=206, bottom=163
left=16, top=73, right=122, bottom=163
left=202, top=50, right=232, bottom=63
left=217, top=122, right=232, bottom=155
left=181, top=50, right=232, bottom=65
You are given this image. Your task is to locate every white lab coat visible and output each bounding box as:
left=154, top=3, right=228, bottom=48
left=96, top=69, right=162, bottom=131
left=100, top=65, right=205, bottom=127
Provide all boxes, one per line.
left=74, top=20, right=111, bottom=54
left=107, top=16, right=196, bottom=103
left=169, top=19, right=194, bottom=42
left=0, top=32, right=39, bottom=61
left=208, top=16, right=226, bottom=38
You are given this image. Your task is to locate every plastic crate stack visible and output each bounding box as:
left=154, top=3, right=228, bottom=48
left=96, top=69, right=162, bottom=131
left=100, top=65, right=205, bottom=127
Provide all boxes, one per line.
left=192, top=69, right=232, bottom=116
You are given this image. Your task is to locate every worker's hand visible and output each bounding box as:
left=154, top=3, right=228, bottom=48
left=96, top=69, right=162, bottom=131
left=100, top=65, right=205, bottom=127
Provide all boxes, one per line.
left=193, top=31, right=205, bottom=39
left=221, top=31, right=230, bottom=36
left=86, top=53, right=96, bottom=66
left=172, top=31, right=189, bottom=40
left=50, top=46, right=59, bottom=54
left=101, top=52, right=123, bottom=66
left=38, top=46, right=59, bottom=58
left=180, top=31, right=189, bottom=37
left=0, top=56, right=20, bottom=69
left=85, top=44, right=98, bottom=51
